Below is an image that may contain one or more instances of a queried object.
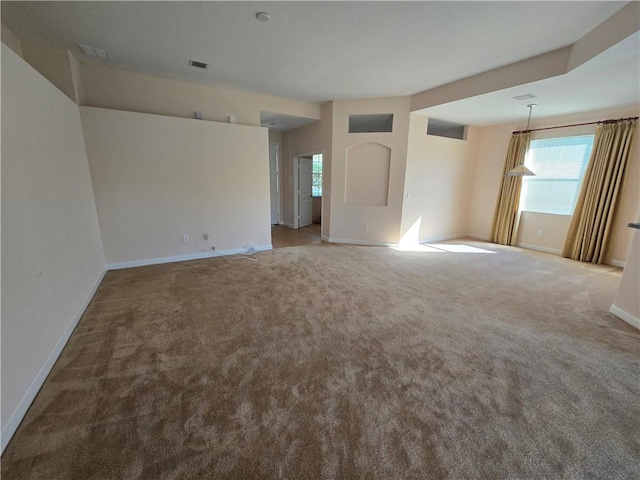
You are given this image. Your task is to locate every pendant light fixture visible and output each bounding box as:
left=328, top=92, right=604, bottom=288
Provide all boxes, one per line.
left=506, top=103, right=536, bottom=177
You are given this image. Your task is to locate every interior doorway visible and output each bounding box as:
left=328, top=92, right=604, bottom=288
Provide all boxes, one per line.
left=298, top=156, right=313, bottom=228
left=268, top=143, right=280, bottom=225
left=293, top=151, right=323, bottom=233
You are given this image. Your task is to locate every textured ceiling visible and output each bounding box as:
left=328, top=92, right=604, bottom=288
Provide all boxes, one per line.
left=1, top=1, right=629, bottom=101
left=417, top=31, right=640, bottom=125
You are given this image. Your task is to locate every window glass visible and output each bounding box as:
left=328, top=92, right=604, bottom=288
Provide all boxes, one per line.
left=312, top=154, right=322, bottom=197
left=520, top=135, right=594, bottom=215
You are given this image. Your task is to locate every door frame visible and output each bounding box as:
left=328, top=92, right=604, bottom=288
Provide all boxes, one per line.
left=292, top=150, right=323, bottom=229
left=269, top=142, right=281, bottom=225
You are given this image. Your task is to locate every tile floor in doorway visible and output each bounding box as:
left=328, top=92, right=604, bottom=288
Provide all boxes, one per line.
left=271, top=224, right=322, bottom=248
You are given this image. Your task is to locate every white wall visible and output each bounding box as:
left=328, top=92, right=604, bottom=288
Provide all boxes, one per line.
left=21, top=40, right=79, bottom=102
left=1, top=45, right=106, bottom=449
left=283, top=102, right=333, bottom=237
left=80, top=63, right=321, bottom=127
left=1, top=23, right=23, bottom=57
left=268, top=130, right=285, bottom=225
left=330, top=98, right=411, bottom=244
left=611, top=225, right=640, bottom=328
left=517, top=212, right=572, bottom=254
left=81, top=107, right=272, bottom=267
left=401, top=113, right=479, bottom=244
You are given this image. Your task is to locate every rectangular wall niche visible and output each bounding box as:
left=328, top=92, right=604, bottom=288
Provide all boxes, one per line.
left=427, top=118, right=467, bottom=140
left=348, top=114, right=393, bottom=133
left=345, top=142, right=390, bottom=206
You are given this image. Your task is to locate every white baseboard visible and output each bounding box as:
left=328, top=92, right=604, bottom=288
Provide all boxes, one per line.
left=1, top=268, right=107, bottom=454
left=517, top=242, right=562, bottom=255
left=420, top=233, right=466, bottom=243
left=321, top=235, right=329, bottom=242
left=515, top=243, right=625, bottom=267
left=326, top=234, right=467, bottom=248
left=224, top=244, right=272, bottom=256
left=328, top=237, right=398, bottom=247
left=107, top=245, right=273, bottom=270
left=283, top=222, right=295, bottom=229
left=467, top=233, right=491, bottom=241
left=609, top=304, right=640, bottom=329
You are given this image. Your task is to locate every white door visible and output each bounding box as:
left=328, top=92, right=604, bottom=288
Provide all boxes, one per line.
left=269, top=143, right=279, bottom=225
left=298, top=157, right=313, bottom=228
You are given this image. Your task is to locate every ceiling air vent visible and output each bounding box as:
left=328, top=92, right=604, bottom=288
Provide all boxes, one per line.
left=513, top=93, right=537, bottom=101
left=189, top=59, right=209, bottom=69
left=78, top=44, right=110, bottom=59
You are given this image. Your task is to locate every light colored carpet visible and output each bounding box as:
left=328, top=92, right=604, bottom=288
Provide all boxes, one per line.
left=2, top=239, right=638, bottom=479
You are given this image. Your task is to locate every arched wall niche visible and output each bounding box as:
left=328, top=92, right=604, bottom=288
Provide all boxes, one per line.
left=345, top=142, right=391, bottom=206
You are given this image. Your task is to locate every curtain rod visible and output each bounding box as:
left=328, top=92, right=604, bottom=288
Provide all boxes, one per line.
left=512, top=116, right=639, bottom=135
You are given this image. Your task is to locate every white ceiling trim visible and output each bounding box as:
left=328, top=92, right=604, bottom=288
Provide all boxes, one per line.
left=411, top=1, right=640, bottom=113
left=1, top=1, right=636, bottom=126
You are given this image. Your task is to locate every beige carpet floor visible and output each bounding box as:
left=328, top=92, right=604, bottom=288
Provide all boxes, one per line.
left=2, top=239, right=638, bottom=479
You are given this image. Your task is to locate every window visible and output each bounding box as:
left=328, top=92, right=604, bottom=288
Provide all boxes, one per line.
left=348, top=114, right=393, bottom=133
left=312, top=154, right=322, bottom=197
left=427, top=118, right=467, bottom=140
left=520, top=135, right=594, bottom=215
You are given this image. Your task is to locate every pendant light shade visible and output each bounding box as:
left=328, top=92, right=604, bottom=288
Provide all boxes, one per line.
left=506, top=164, right=535, bottom=176
left=506, top=104, right=536, bottom=177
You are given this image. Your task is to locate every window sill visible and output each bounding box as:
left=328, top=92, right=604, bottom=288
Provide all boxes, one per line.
left=520, top=211, right=571, bottom=217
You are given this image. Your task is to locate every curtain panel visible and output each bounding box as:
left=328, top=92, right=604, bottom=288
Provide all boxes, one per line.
left=491, top=132, right=531, bottom=245
left=562, top=119, right=637, bottom=263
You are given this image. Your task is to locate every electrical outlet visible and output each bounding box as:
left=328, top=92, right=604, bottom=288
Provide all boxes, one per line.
left=364, top=225, right=369, bottom=232
left=183, top=234, right=189, bottom=243
left=537, top=230, right=544, bottom=237
left=203, top=233, right=209, bottom=240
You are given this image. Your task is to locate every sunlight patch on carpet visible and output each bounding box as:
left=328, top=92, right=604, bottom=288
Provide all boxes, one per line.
left=425, top=244, right=496, bottom=254
left=392, top=243, right=496, bottom=254
left=391, top=244, right=445, bottom=252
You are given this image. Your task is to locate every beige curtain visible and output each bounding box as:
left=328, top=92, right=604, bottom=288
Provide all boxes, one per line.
left=562, top=119, right=637, bottom=263
left=491, top=132, right=531, bottom=245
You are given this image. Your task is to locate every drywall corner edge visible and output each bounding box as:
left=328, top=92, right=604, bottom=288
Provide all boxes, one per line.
left=0, top=268, right=108, bottom=454
left=516, top=242, right=562, bottom=256
left=327, top=238, right=398, bottom=247
left=467, top=234, right=491, bottom=241
left=107, top=245, right=273, bottom=270
left=419, top=233, right=467, bottom=244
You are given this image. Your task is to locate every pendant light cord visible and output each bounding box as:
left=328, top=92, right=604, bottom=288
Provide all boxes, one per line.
left=505, top=104, right=537, bottom=177
left=525, top=103, right=536, bottom=132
